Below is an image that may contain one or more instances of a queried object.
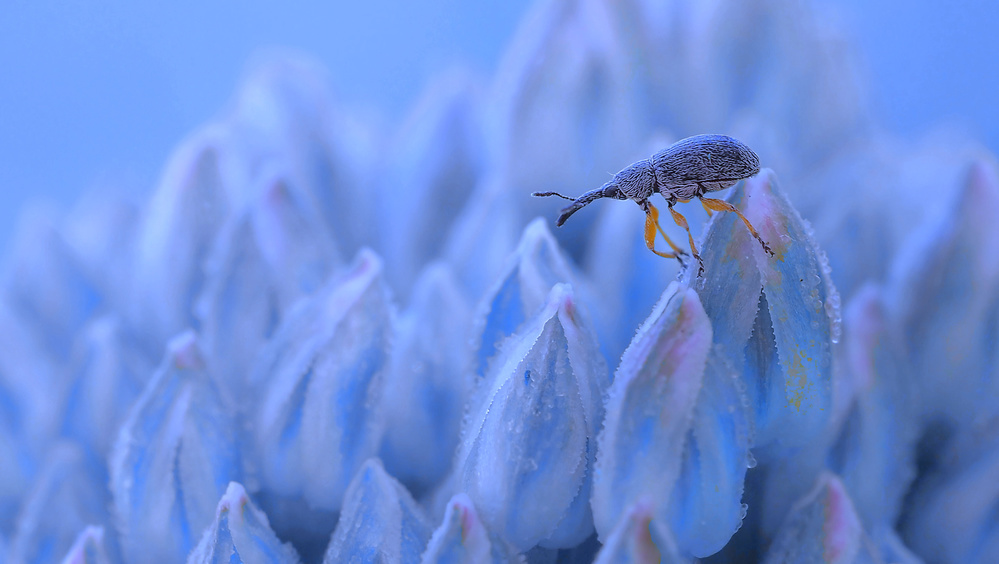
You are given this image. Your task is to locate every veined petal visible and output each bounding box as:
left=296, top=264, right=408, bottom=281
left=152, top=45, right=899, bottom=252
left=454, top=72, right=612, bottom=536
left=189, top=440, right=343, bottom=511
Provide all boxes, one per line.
left=421, top=493, right=524, bottom=564
left=469, top=218, right=598, bottom=394
left=666, top=349, right=752, bottom=557
left=110, top=331, right=241, bottom=563
left=253, top=249, right=391, bottom=511
left=592, top=283, right=710, bottom=541
left=456, top=283, right=608, bottom=550
left=188, top=482, right=300, bottom=564
left=323, top=459, right=432, bottom=564
left=690, top=170, right=838, bottom=453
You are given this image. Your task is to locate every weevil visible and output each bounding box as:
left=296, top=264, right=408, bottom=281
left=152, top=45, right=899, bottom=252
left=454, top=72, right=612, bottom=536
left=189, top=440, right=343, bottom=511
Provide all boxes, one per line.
left=533, top=134, right=774, bottom=275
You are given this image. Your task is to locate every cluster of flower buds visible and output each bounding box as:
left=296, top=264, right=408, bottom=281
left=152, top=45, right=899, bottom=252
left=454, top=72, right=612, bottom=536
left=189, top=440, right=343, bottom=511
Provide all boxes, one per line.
left=2, top=0, right=998, bottom=562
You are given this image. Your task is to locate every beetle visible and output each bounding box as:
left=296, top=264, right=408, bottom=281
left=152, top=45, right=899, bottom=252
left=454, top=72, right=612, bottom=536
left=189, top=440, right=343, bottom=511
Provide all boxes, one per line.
left=533, top=134, right=774, bottom=275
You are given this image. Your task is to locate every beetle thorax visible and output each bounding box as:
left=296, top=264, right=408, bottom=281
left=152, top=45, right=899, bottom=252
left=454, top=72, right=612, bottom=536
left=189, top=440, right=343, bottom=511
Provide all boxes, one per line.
left=614, top=159, right=657, bottom=201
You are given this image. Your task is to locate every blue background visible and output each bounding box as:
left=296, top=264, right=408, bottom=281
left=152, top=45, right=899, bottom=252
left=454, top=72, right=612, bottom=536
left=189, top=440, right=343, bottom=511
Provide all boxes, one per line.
left=1, top=0, right=997, bottom=254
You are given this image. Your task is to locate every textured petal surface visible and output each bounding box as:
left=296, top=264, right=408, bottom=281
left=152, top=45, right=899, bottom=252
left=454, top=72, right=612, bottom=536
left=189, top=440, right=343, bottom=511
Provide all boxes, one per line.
left=188, top=482, right=300, bottom=564
left=323, top=459, right=432, bottom=564
left=456, top=283, right=607, bottom=550
left=592, top=283, right=711, bottom=541
left=253, top=249, right=391, bottom=512
left=109, top=332, right=241, bottom=563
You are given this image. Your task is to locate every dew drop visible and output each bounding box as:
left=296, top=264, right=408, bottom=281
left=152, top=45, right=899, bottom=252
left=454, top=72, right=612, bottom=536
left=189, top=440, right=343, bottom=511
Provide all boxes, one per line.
left=739, top=503, right=749, bottom=519
left=746, top=451, right=757, bottom=469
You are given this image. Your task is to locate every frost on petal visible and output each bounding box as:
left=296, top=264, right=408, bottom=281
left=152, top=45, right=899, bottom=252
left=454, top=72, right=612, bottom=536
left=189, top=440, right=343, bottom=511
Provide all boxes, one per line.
left=110, top=332, right=241, bottom=563
left=594, top=501, right=688, bottom=564
left=592, top=283, right=710, bottom=541
left=9, top=444, right=115, bottom=564
left=59, top=526, right=111, bottom=564
left=128, top=126, right=233, bottom=347
left=762, top=473, right=874, bottom=564
left=827, top=286, right=917, bottom=548
left=59, top=316, right=153, bottom=460
left=690, top=170, right=837, bottom=454
left=421, top=493, right=524, bottom=564
left=1, top=205, right=103, bottom=360
left=323, top=459, right=432, bottom=564
left=253, top=249, right=390, bottom=512
left=455, top=283, right=608, bottom=550
left=381, top=264, right=471, bottom=494
left=901, top=421, right=999, bottom=564
left=888, top=159, right=999, bottom=429
left=188, top=482, right=300, bottom=564
left=666, top=350, right=752, bottom=558
left=468, top=218, right=599, bottom=397
left=381, top=72, right=487, bottom=292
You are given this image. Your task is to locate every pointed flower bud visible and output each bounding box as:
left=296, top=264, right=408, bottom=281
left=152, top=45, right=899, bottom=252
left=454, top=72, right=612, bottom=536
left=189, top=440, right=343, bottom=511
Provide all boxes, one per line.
left=762, top=473, right=875, bottom=564
left=110, top=331, right=242, bottom=563
left=593, top=501, right=688, bottom=564
left=188, top=482, right=300, bottom=564
left=322, top=459, right=432, bottom=564
left=421, top=493, right=524, bottom=564
left=470, top=218, right=597, bottom=390
left=381, top=264, right=471, bottom=494
left=253, top=249, right=391, bottom=512
left=888, top=159, right=999, bottom=428
left=128, top=127, right=233, bottom=346
left=60, top=526, right=112, bottom=564
left=595, top=266, right=754, bottom=556
left=690, top=170, right=839, bottom=453
left=10, top=444, right=114, bottom=564
left=455, top=283, right=608, bottom=550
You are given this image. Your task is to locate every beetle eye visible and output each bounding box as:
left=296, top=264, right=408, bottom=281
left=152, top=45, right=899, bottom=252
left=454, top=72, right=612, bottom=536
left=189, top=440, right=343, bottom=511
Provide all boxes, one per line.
left=604, top=185, right=626, bottom=200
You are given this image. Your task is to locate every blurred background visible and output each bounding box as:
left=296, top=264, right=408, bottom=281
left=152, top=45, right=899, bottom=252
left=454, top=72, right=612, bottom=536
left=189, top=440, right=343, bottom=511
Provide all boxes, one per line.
left=1, top=0, right=997, bottom=255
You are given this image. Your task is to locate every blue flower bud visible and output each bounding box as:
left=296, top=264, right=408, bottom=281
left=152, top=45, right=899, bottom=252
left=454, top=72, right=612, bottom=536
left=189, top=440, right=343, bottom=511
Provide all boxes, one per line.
left=252, top=250, right=391, bottom=512
left=60, top=526, right=112, bottom=564
left=188, top=482, right=300, bottom=564
left=690, top=170, right=838, bottom=454
left=455, top=283, right=608, bottom=550
left=110, top=331, right=241, bottom=563
left=762, top=473, right=877, bottom=564
left=381, top=264, right=471, bottom=494
left=323, top=458, right=432, bottom=564
left=421, top=493, right=524, bottom=564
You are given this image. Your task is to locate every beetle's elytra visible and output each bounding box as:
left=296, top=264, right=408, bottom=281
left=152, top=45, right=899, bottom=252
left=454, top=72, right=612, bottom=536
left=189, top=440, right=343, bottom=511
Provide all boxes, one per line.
left=533, top=134, right=774, bottom=275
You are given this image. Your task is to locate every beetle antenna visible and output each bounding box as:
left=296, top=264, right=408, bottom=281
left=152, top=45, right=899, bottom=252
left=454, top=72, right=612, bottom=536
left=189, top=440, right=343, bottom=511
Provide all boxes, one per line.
left=553, top=181, right=617, bottom=226
left=532, top=191, right=575, bottom=201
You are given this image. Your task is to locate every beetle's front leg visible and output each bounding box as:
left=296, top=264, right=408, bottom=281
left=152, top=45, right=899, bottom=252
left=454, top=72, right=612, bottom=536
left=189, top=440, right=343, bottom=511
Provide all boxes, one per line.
left=641, top=201, right=686, bottom=265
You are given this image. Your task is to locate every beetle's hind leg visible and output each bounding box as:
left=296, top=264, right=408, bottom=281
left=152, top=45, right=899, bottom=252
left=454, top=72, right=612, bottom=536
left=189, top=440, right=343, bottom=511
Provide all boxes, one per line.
left=699, top=197, right=775, bottom=256
left=642, top=202, right=688, bottom=266
left=666, top=204, right=705, bottom=276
